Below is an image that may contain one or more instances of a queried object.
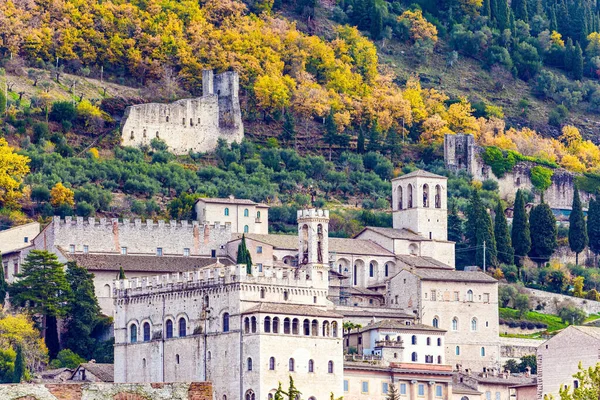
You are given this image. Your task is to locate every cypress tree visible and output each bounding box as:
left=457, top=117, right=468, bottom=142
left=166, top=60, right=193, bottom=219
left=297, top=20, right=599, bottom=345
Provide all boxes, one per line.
left=497, top=0, right=510, bottom=30
left=569, top=187, right=588, bottom=265
left=512, top=0, right=528, bottom=22
left=386, top=383, right=400, bottom=400
left=237, top=235, right=253, bottom=274
left=357, top=130, right=365, bottom=154
left=370, top=5, right=383, bottom=40
left=12, top=345, right=25, bottom=383
left=448, top=202, right=464, bottom=243
left=565, top=38, right=574, bottom=71
left=483, top=0, right=491, bottom=19
left=0, top=252, right=7, bottom=306
left=529, top=200, right=558, bottom=267
left=512, top=189, right=531, bottom=267
left=323, top=110, right=338, bottom=161
left=549, top=7, right=558, bottom=32
left=118, top=266, right=126, bottom=280
left=588, top=198, right=600, bottom=266
left=476, top=210, right=498, bottom=269
left=46, top=315, right=60, bottom=359
left=494, top=201, right=514, bottom=265
left=573, top=42, right=584, bottom=80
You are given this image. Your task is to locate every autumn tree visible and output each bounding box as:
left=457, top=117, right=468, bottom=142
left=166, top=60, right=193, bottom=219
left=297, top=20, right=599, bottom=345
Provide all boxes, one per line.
left=0, top=138, right=30, bottom=209
left=0, top=253, right=6, bottom=306
left=50, top=183, right=75, bottom=207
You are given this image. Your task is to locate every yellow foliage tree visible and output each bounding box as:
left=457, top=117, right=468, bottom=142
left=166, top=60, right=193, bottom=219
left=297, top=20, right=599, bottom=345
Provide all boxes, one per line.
left=445, top=100, right=479, bottom=136
left=587, top=32, right=600, bottom=58
left=0, top=138, right=30, bottom=209
left=398, top=10, right=438, bottom=44
left=551, top=31, right=565, bottom=47
left=88, top=148, right=100, bottom=159
left=560, top=125, right=583, bottom=148
left=50, top=183, right=75, bottom=207
left=560, top=154, right=586, bottom=173
left=253, top=74, right=296, bottom=113
left=0, top=310, right=48, bottom=375
left=573, top=276, right=585, bottom=298
left=421, top=114, right=451, bottom=143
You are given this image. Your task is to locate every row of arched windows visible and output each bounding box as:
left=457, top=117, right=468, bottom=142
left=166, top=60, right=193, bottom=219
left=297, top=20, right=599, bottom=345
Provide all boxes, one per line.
left=129, top=317, right=187, bottom=343
left=244, top=316, right=339, bottom=337
left=410, top=352, right=443, bottom=364
left=397, top=184, right=443, bottom=210
left=224, top=208, right=261, bottom=219
left=446, top=316, right=480, bottom=332
left=454, top=346, right=486, bottom=357
left=260, top=357, right=334, bottom=374
left=407, top=335, right=442, bottom=346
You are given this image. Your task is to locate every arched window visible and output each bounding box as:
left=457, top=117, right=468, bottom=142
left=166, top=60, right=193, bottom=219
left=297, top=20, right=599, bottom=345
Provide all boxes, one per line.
left=332, top=321, right=338, bottom=337
left=223, top=313, right=230, bottom=332
left=471, top=318, right=478, bottom=331
left=467, top=290, right=473, bottom=302
left=432, top=317, right=439, bottom=328
left=435, top=185, right=442, bottom=208
left=264, top=317, right=271, bottom=333
left=165, top=320, right=173, bottom=339
left=292, top=318, right=299, bottom=335
left=224, top=208, right=229, bottom=216
left=244, top=317, right=250, bottom=334
left=437, top=355, right=442, bottom=364
left=437, top=338, right=442, bottom=346
left=427, top=337, right=431, bottom=346
left=369, top=263, right=374, bottom=277
left=303, top=319, right=310, bottom=336
left=130, top=324, right=138, bottom=343
left=251, top=316, right=257, bottom=333
left=289, top=358, right=295, bottom=372
left=311, top=319, right=318, bottom=336
left=411, top=335, right=417, bottom=345
left=456, top=346, right=460, bottom=355
left=481, top=347, right=486, bottom=357
left=244, top=209, right=249, bottom=217
left=452, top=318, right=458, bottom=331
left=411, top=352, right=418, bottom=362
left=179, top=318, right=186, bottom=337
left=398, top=186, right=403, bottom=210
left=260, top=288, right=265, bottom=299
left=273, top=317, right=280, bottom=333
left=257, top=211, right=261, bottom=219
left=408, top=184, right=413, bottom=208
left=385, top=263, right=389, bottom=277
left=328, top=360, right=334, bottom=373
left=322, top=321, right=330, bottom=337
left=247, top=357, right=253, bottom=371
left=245, top=390, right=255, bottom=400
left=244, top=225, right=249, bottom=233
left=143, top=322, right=151, bottom=342
left=284, top=318, right=291, bottom=334
left=423, top=184, right=429, bottom=207
left=308, top=359, right=314, bottom=372
left=269, top=357, right=275, bottom=370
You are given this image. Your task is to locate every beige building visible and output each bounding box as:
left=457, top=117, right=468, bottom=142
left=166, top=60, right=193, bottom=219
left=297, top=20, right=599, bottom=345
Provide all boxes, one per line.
left=537, top=326, right=600, bottom=399
left=452, top=371, right=536, bottom=400
left=0, top=221, right=40, bottom=280
left=195, top=196, right=269, bottom=235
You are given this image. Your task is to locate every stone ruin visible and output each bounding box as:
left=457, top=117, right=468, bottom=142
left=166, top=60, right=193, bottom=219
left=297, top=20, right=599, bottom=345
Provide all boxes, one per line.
left=120, top=70, right=243, bottom=155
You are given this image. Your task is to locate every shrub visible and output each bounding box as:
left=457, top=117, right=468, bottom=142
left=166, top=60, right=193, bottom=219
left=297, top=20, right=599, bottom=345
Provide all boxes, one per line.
left=49, top=101, right=77, bottom=123
left=526, top=322, right=535, bottom=330
left=548, top=105, right=569, bottom=126
left=32, top=122, right=50, bottom=144
left=530, top=166, right=553, bottom=192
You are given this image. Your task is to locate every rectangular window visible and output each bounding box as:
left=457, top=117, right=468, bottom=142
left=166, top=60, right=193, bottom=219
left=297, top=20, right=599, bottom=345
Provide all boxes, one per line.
left=486, top=391, right=491, bottom=400
left=83, top=245, right=89, bottom=254
left=257, top=246, right=263, bottom=254
left=361, top=382, right=369, bottom=394
left=121, top=247, right=127, bottom=255
left=69, top=244, right=75, bottom=254
left=157, top=247, right=163, bottom=256
left=258, top=263, right=263, bottom=272
left=483, top=293, right=490, bottom=303
left=3, top=263, right=8, bottom=279
left=382, top=383, right=389, bottom=394
left=454, top=291, right=459, bottom=301
left=431, top=290, right=436, bottom=301
left=400, top=384, right=407, bottom=395
left=436, top=385, right=443, bottom=397
left=13, top=261, right=18, bottom=276
left=358, top=336, right=362, bottom=345
left=24, top=237, right=28, bottom=243
left=418, top=384, right=425, bottom=397
left=183, top=248, right=190, bottom=257
left=343, top=380, right=349, bottom=392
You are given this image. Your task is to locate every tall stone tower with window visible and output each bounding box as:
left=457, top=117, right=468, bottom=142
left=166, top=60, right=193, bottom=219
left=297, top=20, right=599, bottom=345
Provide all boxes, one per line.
left=297, top=209, right=330, bottom=272
left=391, top=170, right=448, bottom=241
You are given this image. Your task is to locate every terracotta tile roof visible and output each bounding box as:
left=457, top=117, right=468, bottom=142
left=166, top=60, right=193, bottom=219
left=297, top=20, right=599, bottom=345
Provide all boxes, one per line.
left=72, top=363, right=114, bottom=382
left=243, top=303, right=342, bottom=318
left=392, top=170, right=446, bottom=180
left=65, top=253, right=233, bottom=273
left=412, top=269, right=497, bottom=283
left=396, top=254, right=453, bottom=270
left=232, top=234, right=394, bottom=256
left=357, top=319, right=446, bottom=334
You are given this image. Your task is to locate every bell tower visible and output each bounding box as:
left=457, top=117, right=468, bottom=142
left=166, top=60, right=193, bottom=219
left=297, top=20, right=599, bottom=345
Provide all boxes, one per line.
left=392, top=170, right=448, bottom=241
left=297, top=209, right=329, bottom=268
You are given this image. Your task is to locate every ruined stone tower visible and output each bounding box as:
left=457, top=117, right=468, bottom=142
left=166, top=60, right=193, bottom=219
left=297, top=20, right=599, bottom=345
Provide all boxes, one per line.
left=120, top=70, right=243, bottom=155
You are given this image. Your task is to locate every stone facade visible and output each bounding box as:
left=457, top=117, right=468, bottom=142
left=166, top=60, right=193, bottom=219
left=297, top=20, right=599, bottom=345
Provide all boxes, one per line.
left=517, top=286, right=600, bottom=315
left=444, top=134, right=592, bottom=210
left=0, top=222, right=39, bottom=254
left=121, top=70, right=243, bottom=155
left=0, top=382, right=212, bottom=400
left=195, top=196, right=269, bottom=235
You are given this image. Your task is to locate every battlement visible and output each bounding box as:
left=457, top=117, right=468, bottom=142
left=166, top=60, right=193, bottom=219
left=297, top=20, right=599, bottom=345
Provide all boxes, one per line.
left=113, top=264, right=328, bottom=298
left=52, top=216, right=231, bottom=231
left=297, top=209, right=329, bottom=219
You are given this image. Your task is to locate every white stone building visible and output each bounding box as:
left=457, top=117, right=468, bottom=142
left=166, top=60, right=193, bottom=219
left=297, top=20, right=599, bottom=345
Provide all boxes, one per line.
left=0, top=221, right=40, bottom=281
left=113, top=209, right=344, bottom=400
left=195, top=196, right=269, bottom=235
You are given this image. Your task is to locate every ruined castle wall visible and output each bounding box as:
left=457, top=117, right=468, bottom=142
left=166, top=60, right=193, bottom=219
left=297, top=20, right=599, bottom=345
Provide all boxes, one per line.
left=120, top=71, right=243, bottom=155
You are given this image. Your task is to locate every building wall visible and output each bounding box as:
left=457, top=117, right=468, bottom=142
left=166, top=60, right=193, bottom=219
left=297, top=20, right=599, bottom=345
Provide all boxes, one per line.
left=195, top=201, right=268, bottom=235
left=0, top=222, right=39, bottom=253
left=121, top=71, right=243, bottom=155
left=537, top=328, right=600, bottom=399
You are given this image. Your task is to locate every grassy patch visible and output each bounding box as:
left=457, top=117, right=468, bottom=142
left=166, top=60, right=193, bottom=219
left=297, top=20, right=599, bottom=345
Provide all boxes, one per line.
left=499, top=307, right=567, bottom=332
left=584, top=313, right=600, bottom=324
left=499, top=332, right=545, bottom=339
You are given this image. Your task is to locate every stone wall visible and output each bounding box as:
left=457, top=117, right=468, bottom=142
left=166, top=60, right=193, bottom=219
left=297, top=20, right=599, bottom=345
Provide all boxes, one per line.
left=444, top=134, right=593, bottom=210
left=0, top=382, right=212, bottom=400
left=520, top=286, right=600, bottom=315
left=499, top=337, right=544, bottom=362
left=121, top=70, right=243, bottom=155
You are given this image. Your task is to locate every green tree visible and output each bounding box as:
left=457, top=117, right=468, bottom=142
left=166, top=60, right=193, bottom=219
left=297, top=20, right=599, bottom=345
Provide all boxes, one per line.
left=504, top=359, right=519, bottom=373
left=62, top=262, right=101, bottom=360
left=514, top=293, right=531, bottom=317
left=9, top=250, right=71, bottom=359
left=448, top=202, right=464, bottom=243
left=573, top=42, right=584, bottom=80
left=467, top=190, right=497, bottom=268
left=512, top=190, right=531, bottom=268
left=529, top=200, right=557, bottom=267
left=558, top=304, right=586, bottom=325
left=386, top=383, right=400, bottom=400
left=559, top=362, right=600, bottom=399
left=274, top=376, right=302, bottom=400
left=237, top=235, right=253, bottom=274
left=12, top=345, right=24, bottom=383
left=0, top=253, right=7, bottom=306
left=357, top=131, right=365, bottom=154
left=499, top=285, right=518, bottom=307
left=281, top=112, right=296, bottom=147
left=588, top=199, right=600, bottom=266
left=494, top=201, right=514, bottom=265
left=168, top=193, right=200, bottom=220
left=518, top=354, right=537, bottom=374
left=569, top=187, right=587, bottom=265
left=370, top=5, right=383, bottom=40
left=48, top=349, right=86, bottom=369
left=511, top=0, right=528, bottom=22
left=118, top=266, right=126, bottom=280
left=512, top=42, right=541, bottom=81
left=323, top=110, right=338, bottom=161
left=496, top=0, right=511, bottom=30
left=49, top=101, right=77, bottom=123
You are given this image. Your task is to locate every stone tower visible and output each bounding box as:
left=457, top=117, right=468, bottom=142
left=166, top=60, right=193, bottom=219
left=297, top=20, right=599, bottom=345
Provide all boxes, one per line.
left=392, top=170, right=448, bottom=241
left=297, top=209, right=329, bottom=268
left=444, top=133, right=476, bottom=175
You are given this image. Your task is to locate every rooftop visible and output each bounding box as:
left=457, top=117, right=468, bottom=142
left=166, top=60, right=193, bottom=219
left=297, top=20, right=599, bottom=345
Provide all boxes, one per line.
left=195, top=196, right=269, bottom=207
left=571, top=325, right=600, bottom=341
left=72, top=363, right=114, bottom=382
left=243, top=303, right=342, bottom=318
left=392, top=170, right=446, bottom=180
left=357, top=226, right=429, bottom=241
left=64, top=253, right=233, bottom=273
left=396, top=254, right=453, bottom=270
left=355, top=319, right=445, bottom=334
left=410, top=269, right=497, bottom=283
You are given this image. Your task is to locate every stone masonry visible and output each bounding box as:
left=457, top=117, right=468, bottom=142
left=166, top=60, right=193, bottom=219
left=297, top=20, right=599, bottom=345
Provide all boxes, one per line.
left=121, top=70, right=243, bottom=155
left=0, top=382, right=212, bottom=400
left=444, top=133, right=592, bottom=209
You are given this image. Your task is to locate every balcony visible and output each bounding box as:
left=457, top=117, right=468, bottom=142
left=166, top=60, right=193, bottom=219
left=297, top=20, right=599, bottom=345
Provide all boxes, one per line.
left=375, top=339, right=405, bottom=348
left=344, top=354, right=382, bottom=365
